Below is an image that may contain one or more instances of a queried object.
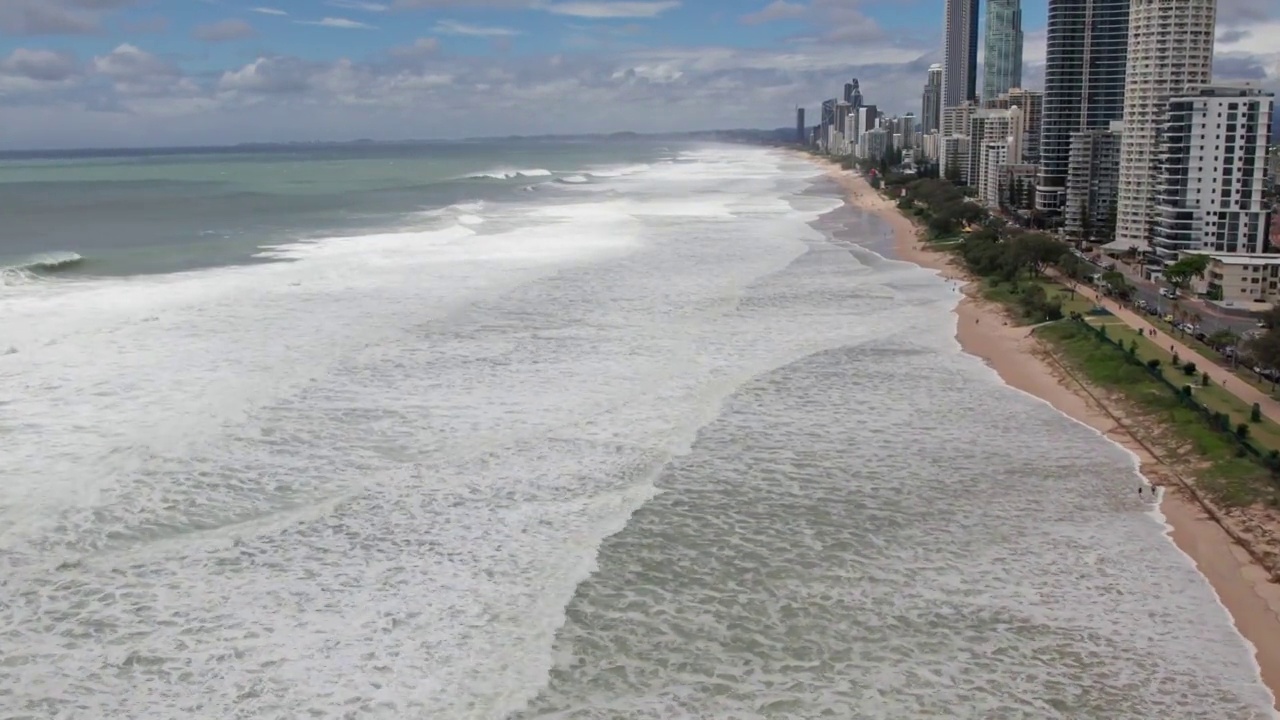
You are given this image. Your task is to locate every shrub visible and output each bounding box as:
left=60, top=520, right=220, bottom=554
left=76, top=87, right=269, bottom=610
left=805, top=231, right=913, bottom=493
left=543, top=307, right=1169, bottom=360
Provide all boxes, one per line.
left=1146, top=358, right=1161, bottom=370
left=1180, top=385, right=1193, bottom=398
left=1236, top=423, right=1250, bottom=440
left=1201, top=371, right=1210, bottom=386
left=1182, top=361, right=1196, bottom=375
left=1172, top=352, right=1180, bottom=365
left=1213, top=412, right=1231, bottom=431
left=1251, top=403, right=1262, bottom=423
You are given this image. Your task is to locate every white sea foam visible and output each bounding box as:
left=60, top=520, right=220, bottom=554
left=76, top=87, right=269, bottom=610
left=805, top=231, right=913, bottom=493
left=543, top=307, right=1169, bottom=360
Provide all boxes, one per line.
left=466, top=168, right=554, bottom=180
left=558, top=175, right=589, bottom=184
left=0, top=146, right=1274, bottom=720
left=586, top=164, right=651, bottom=178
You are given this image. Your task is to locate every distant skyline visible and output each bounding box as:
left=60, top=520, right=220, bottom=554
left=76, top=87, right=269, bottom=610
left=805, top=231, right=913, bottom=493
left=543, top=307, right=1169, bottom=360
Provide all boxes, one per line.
left=0, top=0, right=1276, bottom=150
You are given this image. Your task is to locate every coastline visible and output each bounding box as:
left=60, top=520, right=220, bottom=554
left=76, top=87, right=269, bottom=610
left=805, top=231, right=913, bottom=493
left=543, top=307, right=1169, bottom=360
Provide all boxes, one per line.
left=824, top=165, right=1280, bottom=712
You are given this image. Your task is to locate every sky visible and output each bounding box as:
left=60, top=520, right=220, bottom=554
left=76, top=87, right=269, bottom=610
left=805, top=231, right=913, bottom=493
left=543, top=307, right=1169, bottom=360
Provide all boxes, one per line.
left=0, top=0, right=1276, bottom=150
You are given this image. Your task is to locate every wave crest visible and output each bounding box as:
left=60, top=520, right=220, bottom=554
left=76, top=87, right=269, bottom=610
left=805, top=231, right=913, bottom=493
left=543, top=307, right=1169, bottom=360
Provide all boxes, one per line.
left=465, top=168, right=553, bottom=180
left=1, top=251, right=85, bottom=286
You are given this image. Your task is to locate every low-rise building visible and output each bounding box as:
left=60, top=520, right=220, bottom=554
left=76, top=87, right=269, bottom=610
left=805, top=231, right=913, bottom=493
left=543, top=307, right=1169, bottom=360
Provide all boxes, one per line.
left=1195, top=253, right=1280, bottom=305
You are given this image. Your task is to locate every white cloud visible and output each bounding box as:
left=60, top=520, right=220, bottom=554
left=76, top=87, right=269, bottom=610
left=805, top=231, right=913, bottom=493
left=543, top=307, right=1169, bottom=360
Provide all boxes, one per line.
left=251, top=7, right=288, bottom=15
left=0, top=48, right=80, bottom=83
left=90, top=43, right=190, bottom=98
left=91, top=43, right=176, bottom=82
left=325, top=0, right=390, bottom=10
left=433, top=20, right=520, bottom=36
left=539, top=1, right=679, bottom=18
left=298, top=17, right=375, bottom=29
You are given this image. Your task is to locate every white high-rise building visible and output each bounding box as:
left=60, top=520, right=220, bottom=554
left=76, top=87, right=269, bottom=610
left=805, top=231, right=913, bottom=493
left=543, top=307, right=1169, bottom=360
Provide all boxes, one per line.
left=972, top=107, right=1024, bottom=205
left=941, top=102, right=977, bottom=180
left=1112, top=0, right=1216, bottom=252
left=1151, top=86, right=1274, bottom=263
left=922, top=64, right=943, bottom=134
left=981, top=143, right=1011, bottom=207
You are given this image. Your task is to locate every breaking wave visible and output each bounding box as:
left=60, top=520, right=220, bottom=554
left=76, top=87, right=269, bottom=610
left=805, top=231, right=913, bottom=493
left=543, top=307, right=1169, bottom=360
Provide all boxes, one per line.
left=1, top=251, right=85, bottom=285
left=465, top=168, right=554, bottom=180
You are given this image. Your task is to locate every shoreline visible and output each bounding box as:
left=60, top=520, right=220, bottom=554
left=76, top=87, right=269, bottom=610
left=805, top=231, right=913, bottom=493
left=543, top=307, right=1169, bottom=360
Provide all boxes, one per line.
left=822, top=165, right=1280, bottom=712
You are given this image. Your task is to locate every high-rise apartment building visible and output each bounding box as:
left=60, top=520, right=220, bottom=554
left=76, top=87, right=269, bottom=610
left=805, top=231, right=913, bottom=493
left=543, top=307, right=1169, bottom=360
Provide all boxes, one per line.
left=1065, top=122, right=1123, bottom=242
left=973, top=107, right=1025, bottom=207
left=796, top=108, right=806, bottom=145
left=942, top=101, right=977, bottom=180
left=942, top=0, right=980, bottom=108
left=987, top=88, right=1043, bottom=163
left=1035, top=0, right=1130, bottom=214
left=1151, top=86, right=1274, bottom=261
left=855, top=105, right=879, bottom=142
left=922, top=64, right=943, bottom=135
left=1113, top=0, right=1216, bottom=251
left=982, top=0, right=1023, bottom=102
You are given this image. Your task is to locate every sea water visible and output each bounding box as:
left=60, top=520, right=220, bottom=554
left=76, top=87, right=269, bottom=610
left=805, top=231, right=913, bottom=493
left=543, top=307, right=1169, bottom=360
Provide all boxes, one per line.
left=0, top=143, right=1274, bottom=719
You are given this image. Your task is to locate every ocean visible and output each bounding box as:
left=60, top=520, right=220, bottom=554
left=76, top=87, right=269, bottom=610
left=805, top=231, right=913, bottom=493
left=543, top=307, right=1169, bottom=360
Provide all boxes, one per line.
left=0, top=141, right=1275, bottom=719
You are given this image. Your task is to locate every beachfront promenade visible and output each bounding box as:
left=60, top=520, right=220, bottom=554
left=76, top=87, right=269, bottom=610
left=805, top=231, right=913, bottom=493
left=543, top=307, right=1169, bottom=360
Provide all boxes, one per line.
left=1064, top=279, right=1280, bottom=424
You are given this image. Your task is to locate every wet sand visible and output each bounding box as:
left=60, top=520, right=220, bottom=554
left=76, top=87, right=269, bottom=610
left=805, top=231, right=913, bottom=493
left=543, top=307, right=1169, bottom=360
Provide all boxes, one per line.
left=826, top=166, right=1280, bottom=712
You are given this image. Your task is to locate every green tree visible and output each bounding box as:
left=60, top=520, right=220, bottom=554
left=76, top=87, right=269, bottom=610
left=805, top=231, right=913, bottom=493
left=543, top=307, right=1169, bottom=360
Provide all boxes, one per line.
left=1207, top=329, right=1239, bottom=350
left=1057, top=253, right=1087, bottom=297
left=1165, top=254, right=1210, bottom=296
left=1008, top=232, right=1069, bottom=278
left=1100, top=270, right=1133, bottom=300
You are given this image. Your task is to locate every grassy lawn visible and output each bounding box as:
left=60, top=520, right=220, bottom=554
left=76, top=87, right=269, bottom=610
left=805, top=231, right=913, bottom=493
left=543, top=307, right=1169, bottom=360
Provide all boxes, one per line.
left=1141, top=315, right=1280, bottom=398
left=1084, top=321, right=1280, bottom=452
left=1038, top=321, right=1279, bottom=507
left=982, top=278, right=1096, bottom=324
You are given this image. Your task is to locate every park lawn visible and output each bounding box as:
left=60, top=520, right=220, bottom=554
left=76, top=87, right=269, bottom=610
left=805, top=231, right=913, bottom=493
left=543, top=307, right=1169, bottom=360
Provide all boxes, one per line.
left=1090, top=321, right=1280, bottom=452
left=1038, top=320, right=1274, bottom=506
left=982, top=278, right=1095, bottom=324
left=1145, top=315, right=1280, bottom=398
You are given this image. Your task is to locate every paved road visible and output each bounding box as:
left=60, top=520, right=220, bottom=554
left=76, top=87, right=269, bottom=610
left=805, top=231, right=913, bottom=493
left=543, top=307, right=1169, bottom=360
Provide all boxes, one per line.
left=1077, top=257, right=1260, bottom=335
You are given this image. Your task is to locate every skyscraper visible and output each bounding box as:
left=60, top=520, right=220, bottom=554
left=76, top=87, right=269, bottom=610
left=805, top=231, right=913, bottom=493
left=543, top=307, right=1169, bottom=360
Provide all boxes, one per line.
left=1113, top=0, right=1216, bottom=251
left=820, top=98, right=837, bottom=152
left=942, top=0, right=980, bottom=108
left=796, top=107, right=806, bottom=145
left=922, top=64, right=943, bottom=134
left=1035, top=0, right=1130, bottom=214
left=843, top=79, right=862, bottom=108
left=982, top=0, right=1023, bottom=101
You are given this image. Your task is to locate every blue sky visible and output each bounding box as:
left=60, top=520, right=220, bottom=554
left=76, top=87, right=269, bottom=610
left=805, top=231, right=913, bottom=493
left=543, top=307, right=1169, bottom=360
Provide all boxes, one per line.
left=0, top=0, right=1275, bottom=149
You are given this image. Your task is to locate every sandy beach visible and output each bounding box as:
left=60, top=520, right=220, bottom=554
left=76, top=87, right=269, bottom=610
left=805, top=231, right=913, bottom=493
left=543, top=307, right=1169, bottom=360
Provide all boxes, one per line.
left=825, top=165, right=1280, bottom=711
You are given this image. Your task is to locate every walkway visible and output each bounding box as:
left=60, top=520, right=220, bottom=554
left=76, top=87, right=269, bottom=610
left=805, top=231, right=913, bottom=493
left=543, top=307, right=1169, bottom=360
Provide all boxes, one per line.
left=1064, top=279, right=1280, bottom=424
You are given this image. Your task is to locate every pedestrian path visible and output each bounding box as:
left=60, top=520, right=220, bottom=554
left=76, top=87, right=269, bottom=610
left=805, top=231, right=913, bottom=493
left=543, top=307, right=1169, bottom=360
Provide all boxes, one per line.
left=1062, top=279, right=1280, bottom=424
